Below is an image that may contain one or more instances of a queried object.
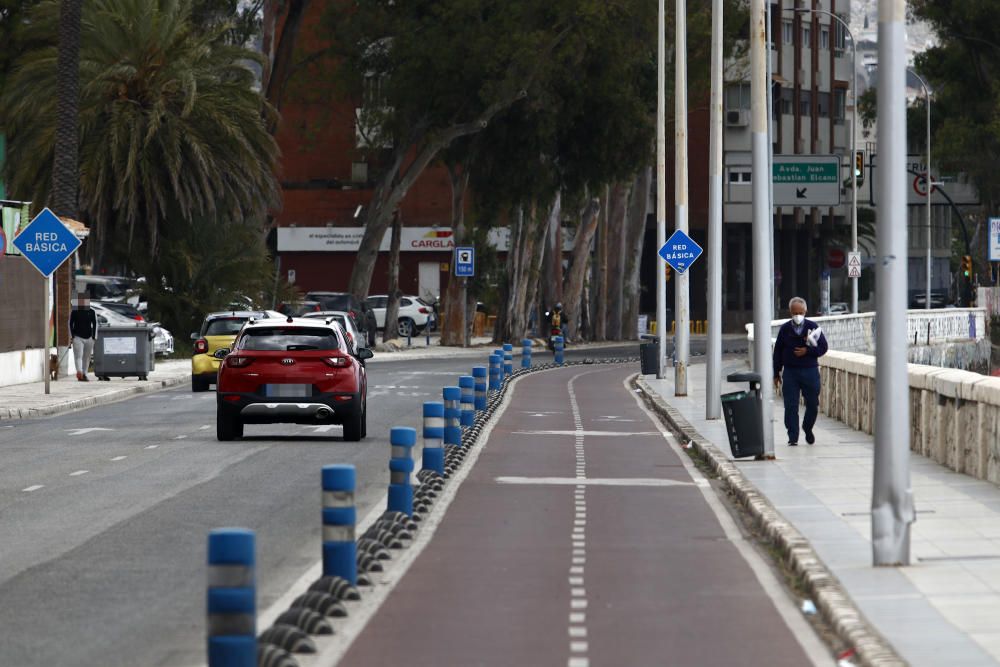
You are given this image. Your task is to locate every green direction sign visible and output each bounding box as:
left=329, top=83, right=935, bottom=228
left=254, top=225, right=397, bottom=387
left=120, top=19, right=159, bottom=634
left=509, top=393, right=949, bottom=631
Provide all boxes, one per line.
left=773, top=155, right=841, bottom=207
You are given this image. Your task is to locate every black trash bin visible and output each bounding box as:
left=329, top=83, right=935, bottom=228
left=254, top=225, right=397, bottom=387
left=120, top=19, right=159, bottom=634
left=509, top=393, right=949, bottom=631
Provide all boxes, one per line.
left=639, top=339, right=659, bottom=375
left=721, top=371, right=764, bottom=458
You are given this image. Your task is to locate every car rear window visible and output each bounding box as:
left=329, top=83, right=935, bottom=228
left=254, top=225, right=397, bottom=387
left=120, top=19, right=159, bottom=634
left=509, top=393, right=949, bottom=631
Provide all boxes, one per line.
left=239, top=327, right=340, bottom=351
left=204, top=317, right=248, bottom=336
left=309, top=294, right=352, bottom=311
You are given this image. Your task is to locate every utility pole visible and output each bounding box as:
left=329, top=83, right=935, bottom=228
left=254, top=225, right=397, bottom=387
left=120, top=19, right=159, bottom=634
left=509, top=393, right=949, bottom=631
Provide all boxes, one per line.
left=656, top=0, right=667, bottom=379
left=751, top=0, right=774, bottom=458
left=706, top=0, right=723, bottom=419
left=674, top=0, right=690, bottom=396
left=872, top=0, right=913, bottom=566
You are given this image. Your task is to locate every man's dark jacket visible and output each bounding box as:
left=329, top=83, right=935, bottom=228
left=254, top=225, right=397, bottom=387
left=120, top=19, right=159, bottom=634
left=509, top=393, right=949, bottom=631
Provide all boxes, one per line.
left=772, top=319, right=828, bottom=379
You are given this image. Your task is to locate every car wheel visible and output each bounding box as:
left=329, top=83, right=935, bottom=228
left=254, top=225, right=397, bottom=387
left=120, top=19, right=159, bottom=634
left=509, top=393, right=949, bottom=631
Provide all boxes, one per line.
left=343, top=405, right=363, bottom=442
left=397, top=318, right=415, bottom=338
left=217, top=405, right=243, bottom=441
left=192, top=376, right=209, bottom=392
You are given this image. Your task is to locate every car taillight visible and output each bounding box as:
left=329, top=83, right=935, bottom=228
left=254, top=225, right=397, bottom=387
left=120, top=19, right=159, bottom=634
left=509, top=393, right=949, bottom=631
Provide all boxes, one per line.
left=134, top=315, right=145, bottom=321
left=348, top=310, right=357, bottom=319
left=194, top=339, right=208, bottom=354
left=323, top=356, right=349, bottom=368
left=418, top=307, right=429, bottom=314
left=227, top=356, right=253, bottom=368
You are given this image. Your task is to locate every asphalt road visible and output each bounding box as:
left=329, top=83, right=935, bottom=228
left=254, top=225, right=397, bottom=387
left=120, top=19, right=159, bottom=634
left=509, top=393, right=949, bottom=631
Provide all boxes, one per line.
left=0, top=344, right=643, bottom=667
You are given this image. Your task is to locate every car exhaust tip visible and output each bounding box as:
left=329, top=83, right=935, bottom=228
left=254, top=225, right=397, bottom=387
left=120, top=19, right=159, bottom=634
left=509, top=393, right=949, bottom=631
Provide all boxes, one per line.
left=316, top=407, right=333, bottom=420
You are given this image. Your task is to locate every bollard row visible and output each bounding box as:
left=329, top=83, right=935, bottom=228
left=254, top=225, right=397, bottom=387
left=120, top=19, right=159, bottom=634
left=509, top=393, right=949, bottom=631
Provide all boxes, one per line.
left=209, top=352, right=638, bottom=667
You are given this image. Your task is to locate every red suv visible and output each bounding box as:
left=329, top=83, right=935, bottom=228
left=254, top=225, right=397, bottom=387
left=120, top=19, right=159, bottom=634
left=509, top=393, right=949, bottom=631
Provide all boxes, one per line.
left=215, top=317, right=372, bottom=441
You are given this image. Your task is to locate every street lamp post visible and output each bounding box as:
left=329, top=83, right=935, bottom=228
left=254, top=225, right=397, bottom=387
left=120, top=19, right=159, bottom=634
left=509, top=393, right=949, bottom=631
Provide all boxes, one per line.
left=910, top=70, right=933, bottom=310
left=656, top=0, right=667, bottom=379
left=792, top=8, right=858, bottom=313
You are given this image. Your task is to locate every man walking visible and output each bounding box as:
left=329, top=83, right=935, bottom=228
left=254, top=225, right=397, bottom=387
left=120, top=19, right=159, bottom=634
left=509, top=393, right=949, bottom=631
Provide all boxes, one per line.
left=773, top=297, right=828, bottom=446
left=69, top=295, right=98, bottom=382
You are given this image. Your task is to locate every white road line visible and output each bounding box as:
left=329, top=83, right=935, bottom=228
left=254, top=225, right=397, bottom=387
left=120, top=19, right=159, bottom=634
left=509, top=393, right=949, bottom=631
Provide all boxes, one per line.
left=145, top=445, right=158, bottom=449
left=495, top=476, right=695, bottom=487
left=69, top=470, right=89, bottom=476
left=569, top=627, right=588, bottom=638
left=199, top=425, right=211, bottom=430
left=110, top=456, right=127, bottom=461
left=569, top=612, right=586, bottom=623
left=173, top=435, right=187, bottom=440
left=512, top=429, right=659, bottom=436
left=568, top=658, right=590, bottom=667
left=22, top=485, right=43, bottom=492
left=566, top=370, right=595, bottom=667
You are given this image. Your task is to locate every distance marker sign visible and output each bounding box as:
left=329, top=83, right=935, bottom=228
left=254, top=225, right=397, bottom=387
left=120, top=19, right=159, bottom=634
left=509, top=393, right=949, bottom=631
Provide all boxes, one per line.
left=454, top=246, right=475, bottom=277
left=658, top=229, right=703, bottom=274
left=12, top=208, right=81, bottom=277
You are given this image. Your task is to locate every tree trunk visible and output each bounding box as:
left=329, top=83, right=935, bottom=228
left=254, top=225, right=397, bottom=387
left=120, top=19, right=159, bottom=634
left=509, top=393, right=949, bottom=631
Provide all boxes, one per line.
left=441, top=164, right=470, bottom=346
left=52, top=0, right=81, bottom=219
left=562, top=197, right=601, bottom=341
left=622, top=167, right=652, bottom=340
left=595, top=185, right=610, bottom=341
left=263, top=0, right=311, bottom=131
left=606, top=182, right=630, bottom=340
left=383, top=212, right=402, bottom=343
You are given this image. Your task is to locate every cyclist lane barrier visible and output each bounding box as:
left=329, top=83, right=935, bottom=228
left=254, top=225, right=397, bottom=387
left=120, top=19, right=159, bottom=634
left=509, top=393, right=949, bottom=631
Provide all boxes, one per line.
left=339, top=364, right=828, bottom=666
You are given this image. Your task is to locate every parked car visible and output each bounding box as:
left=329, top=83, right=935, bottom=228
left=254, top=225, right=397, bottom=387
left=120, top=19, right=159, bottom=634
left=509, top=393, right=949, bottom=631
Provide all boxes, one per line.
left=96, top=300, right=144, bottom=321
left=365, top=294, right=434, bottom=337
left=190, top=310, right=280, bottom=392
left=215, top=317, right=372, bottom=441
left=89, top=303, right=174, bottom=356
left=302, top=311, right=366, bottom=354
left=828, top=302, right=849, bottom=315
left=304, top=291, right=378, bottom=347
left=277, top=300, right=323, bottom=317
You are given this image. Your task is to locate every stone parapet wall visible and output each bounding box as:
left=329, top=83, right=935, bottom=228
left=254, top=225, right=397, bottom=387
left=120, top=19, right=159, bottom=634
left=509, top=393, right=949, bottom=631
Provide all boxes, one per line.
left=819, top=350, right=1000, bottom=486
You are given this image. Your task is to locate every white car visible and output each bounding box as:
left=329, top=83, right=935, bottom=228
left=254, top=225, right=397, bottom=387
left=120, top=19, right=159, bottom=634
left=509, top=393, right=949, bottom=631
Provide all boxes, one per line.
left=364, top=295, right=433, bottom=337
left=302, top=311, right=366, bottom=354
left=90, top=303, right=174, bottom=356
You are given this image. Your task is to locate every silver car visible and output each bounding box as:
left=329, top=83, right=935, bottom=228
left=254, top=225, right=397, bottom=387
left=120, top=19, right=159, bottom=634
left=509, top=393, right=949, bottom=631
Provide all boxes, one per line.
left=303, top=311, right=366, bottom=354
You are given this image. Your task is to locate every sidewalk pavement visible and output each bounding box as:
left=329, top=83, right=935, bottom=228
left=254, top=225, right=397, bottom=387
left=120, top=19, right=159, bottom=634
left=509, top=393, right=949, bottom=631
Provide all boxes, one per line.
left=643, top=361, right=1000, bottom=667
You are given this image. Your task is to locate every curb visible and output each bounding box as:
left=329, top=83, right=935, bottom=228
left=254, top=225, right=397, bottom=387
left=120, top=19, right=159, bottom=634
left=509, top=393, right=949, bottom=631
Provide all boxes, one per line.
left=0, top=375, right=189, bottom=421
left=635, top=376, right=905, bottom=667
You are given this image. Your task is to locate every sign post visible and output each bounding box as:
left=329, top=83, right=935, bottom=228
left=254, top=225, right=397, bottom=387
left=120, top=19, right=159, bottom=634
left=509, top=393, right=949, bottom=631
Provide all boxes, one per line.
left=12, top=208, right=82, bottom=394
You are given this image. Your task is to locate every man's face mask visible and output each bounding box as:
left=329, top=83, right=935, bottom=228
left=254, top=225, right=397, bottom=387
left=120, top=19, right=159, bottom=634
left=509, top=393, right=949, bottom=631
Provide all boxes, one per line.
left=792, top=314, right=805, bottom=325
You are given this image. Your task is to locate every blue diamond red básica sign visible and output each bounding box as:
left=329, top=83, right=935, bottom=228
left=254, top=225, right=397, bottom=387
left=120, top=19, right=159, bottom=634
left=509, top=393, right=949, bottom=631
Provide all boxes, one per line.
left=657, top=229, right=703, bottom=274
left=12, top=208, right=82, bottom=277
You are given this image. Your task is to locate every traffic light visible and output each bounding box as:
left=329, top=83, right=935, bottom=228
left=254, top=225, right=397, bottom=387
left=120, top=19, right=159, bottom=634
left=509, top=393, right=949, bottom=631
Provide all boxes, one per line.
left=962, top=255, right=973, bottom=278
left=854, top=150, right=864, bottom=186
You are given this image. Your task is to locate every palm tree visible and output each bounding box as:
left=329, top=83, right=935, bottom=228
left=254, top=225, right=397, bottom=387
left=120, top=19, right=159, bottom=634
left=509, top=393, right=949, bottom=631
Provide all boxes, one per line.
left=51, top=0, right=82, bottom=219
left=1, top=0, right=280, bottom=265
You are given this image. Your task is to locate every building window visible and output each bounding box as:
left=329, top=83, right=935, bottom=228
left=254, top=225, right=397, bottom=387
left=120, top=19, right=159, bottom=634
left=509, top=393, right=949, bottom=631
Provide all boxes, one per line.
left=834, top=19, right=847, bottom=52
left=833, top=89, right=846, bottom=121
left=799, top=90, right=812, bottom=116
left=821, top=28, right=830, bottom=50
left=817, top=92, right=830, bottom=118
left=728, top=168, right=752, bottom=184
left=802, top=25, right=812, bottom=47
left=781, top=88, right=794, bottom=115
left=783, top=21, right=793, bottom=44
left=725, top=83, right=751, bottom=111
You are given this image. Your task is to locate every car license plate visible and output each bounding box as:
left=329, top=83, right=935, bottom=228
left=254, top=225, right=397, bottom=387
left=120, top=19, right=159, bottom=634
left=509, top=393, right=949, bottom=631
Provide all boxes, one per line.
left=263, top=384, right=311, bottom=398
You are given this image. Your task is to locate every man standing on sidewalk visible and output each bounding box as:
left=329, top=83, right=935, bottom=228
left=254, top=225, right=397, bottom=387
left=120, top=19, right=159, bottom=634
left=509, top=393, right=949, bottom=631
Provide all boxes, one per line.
left=69, top=295, right=98, bottom=382
left=773, top=297, right=828, bottom=446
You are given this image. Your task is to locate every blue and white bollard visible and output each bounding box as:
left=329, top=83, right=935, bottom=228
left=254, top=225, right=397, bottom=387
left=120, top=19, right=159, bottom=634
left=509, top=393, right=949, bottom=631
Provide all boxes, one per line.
left=554, top=335, right=564, bottom=365
left=443, top=386, right=462, bottom=447
left=502, top=343, right=513, bottom=376
left=321, top=465, right=357, bottom=585
left=207, top=528, right=256, bottom=667
left=522, top=338, right=533, bottom=368
left=488, top=355, right=501, bottom=393
left=387, top=427, right=416, bottom=516
left=422, top=401, right=445, bottom=475
left=458, top=376, right=475, bottom=428
left=473, top=366, right=488, bottom=410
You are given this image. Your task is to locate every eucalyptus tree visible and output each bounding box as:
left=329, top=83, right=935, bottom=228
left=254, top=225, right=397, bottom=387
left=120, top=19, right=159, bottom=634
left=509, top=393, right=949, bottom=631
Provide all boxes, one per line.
left=1, top=0, right=280, bottom=266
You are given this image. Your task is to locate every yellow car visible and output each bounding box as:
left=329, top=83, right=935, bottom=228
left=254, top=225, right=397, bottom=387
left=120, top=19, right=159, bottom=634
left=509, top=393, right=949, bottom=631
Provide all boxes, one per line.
left=190, top=311, right=276, bottom=391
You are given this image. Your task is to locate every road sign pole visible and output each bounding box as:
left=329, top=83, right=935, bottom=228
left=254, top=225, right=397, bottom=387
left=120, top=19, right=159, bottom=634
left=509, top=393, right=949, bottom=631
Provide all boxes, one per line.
left=706, top=0, right=723, bottom=419
left=872, top=0, right=913, bottom=567
left=656, top=0, right=667, bottom=379
left=751, top=0, right=774, bottom=458
left=673, top=0, right=689, bottom=396
left=43, top=274, right=50, bottom=395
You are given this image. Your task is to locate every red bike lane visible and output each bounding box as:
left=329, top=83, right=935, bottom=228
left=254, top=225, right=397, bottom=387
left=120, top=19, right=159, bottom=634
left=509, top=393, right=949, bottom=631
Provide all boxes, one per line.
left=340, top=364, right=824, bottom=666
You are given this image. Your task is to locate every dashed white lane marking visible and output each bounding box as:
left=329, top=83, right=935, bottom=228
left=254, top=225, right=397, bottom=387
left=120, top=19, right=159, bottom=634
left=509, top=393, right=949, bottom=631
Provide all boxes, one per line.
left=495, top=476, right=696, bottom=487
left=69, top=470, right=89, bottom=476
left=199, top=425, right=210, bottom=430
left=66, top=428, right=113, bottom=436
left=566, top=371, right=593, bottom=667
left=22, top=485, right=43, bottom=492
left=145, top=445, right=158, bottom=449
left=173, top=435, right=187, bottom=440
left=568, top=658, right=590, bottom=667
left=110, top=456, right=127, bottom=461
